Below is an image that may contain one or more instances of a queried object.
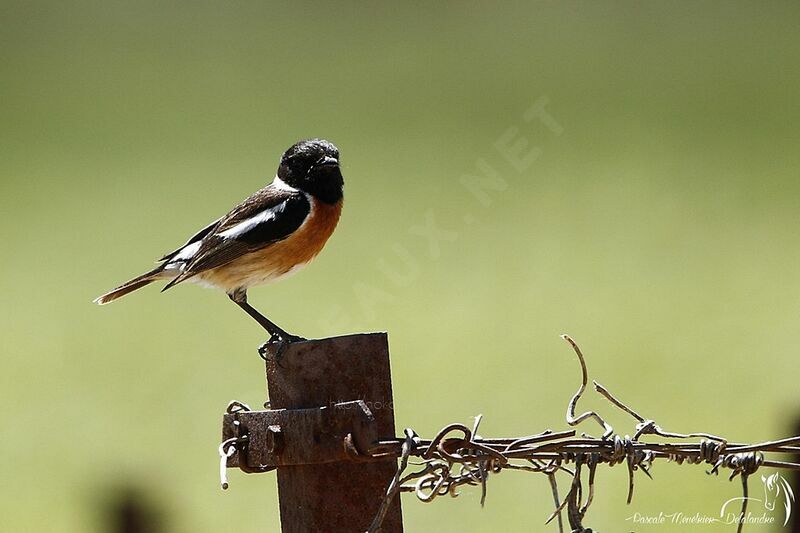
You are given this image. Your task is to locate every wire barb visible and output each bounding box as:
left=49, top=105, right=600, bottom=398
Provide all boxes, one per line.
left=561, top=334, right=614, bottom=439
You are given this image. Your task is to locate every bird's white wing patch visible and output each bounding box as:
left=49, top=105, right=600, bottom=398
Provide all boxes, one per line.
left=173, top=241, right=201, bottom=261
left=164, top=240, right=202, bottom=272
left=218, top=208, right=280, bottom=239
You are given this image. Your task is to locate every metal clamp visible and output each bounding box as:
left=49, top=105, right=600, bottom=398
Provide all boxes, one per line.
left=219, top=399, right=380, bottom=488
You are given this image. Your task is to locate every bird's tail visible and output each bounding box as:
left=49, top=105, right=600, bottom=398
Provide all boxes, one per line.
left=94, top=266, right=168, bottom=305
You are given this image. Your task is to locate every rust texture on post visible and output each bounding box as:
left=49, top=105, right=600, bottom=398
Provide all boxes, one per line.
left=265, top=332, right=403, bottom=533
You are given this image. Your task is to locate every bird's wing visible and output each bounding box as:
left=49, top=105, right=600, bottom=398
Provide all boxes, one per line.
left=162, top=186, right=310, bottom=290
left=158, top=217, right=223, bottom=262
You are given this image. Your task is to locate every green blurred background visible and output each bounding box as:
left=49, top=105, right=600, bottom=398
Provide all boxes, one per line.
left=2, top=1, right=799, bottom=531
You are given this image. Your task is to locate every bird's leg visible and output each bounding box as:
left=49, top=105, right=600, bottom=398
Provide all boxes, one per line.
left=228, top=290, right=305, bottom=358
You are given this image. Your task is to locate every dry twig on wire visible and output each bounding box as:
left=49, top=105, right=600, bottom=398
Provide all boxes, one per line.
left=367, top=335, right=800, bottom=533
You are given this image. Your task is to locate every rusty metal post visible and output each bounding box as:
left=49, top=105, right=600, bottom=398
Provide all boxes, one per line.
left=265, top=332, right=403, bottom=533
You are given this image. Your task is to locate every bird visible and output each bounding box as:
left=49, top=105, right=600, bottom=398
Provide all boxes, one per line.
left=94, top=138, right=344, bottom=344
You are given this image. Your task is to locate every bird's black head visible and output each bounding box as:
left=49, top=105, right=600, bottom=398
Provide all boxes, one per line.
left=277, top=139, right=343, bottom=204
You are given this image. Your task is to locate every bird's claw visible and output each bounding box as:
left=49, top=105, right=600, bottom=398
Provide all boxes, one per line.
left=257, top=333, right=306, bottom=362
left=257, top=342, right=271, bottom=361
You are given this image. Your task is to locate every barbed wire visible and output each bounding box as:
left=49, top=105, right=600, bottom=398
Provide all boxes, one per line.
left=365, top=334, right=800, bottom=533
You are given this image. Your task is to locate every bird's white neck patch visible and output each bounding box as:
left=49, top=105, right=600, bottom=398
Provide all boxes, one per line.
left=272, top=176, right=299, bottom=192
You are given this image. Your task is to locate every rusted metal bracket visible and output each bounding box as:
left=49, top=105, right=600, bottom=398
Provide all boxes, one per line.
left=222, top=400, right=379, bottom=472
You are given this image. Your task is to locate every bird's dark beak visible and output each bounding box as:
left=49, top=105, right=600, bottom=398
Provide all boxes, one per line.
left=316, top=156, right=339, bottom=169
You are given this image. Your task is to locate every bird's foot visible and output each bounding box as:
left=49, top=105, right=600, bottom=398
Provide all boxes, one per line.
left=257, top=332, right=307, bottom=362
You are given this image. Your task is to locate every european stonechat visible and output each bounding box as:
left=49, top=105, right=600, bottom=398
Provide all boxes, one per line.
left=94, top=138, right=344, bottom=343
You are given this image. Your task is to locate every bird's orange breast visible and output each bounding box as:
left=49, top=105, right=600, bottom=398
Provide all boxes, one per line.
left=197, top=198, right=343, bottom=291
